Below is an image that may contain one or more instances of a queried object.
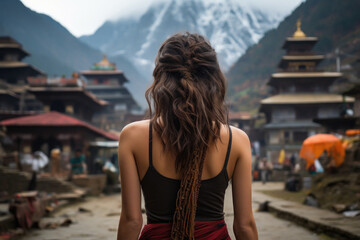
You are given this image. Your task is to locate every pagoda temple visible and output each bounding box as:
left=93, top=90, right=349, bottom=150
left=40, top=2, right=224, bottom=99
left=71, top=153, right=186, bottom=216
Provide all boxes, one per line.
left=81, top=56, right=138, bottom=130
left=0, top=36, right=43, bottom=85
left=0, top=36, right=45, bottom=114
left=259, top=20, right=354, bottom=162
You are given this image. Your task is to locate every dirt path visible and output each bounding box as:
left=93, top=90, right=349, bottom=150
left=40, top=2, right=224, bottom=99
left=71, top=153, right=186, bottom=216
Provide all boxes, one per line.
left=19, top=182, right=327, bottom=240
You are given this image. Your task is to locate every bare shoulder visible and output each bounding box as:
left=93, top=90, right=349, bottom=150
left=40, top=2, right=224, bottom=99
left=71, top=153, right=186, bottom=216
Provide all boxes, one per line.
left=229, top=125, right=251, bottom=159
left=119, top=119, right=150, bottom=144
left=229, top=125, right=250, bottom=145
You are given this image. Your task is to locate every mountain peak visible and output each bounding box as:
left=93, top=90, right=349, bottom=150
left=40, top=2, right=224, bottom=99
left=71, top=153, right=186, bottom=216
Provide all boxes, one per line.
left=80, top=0, right=282, bottom=78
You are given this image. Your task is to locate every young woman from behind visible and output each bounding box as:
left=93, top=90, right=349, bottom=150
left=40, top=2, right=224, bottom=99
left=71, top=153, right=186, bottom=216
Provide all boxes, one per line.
left=117, top=32, right=258, bottom=240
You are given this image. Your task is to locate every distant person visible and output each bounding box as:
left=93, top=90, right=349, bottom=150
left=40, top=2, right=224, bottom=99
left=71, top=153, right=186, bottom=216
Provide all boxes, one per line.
left=70, top=148, right=86, bottom=176
left=308, top=163, right=317, bottom=175
left=290, top=153, right=296, bottom=170
left=259, top=158, right=269, bottom=184
left=50, top=148, right=61, bottom=177
left=294, top=160, right=301, bottom=174
left=27, top=151, right=48, bottom=190
left=117, top=33, right=258, bottom=239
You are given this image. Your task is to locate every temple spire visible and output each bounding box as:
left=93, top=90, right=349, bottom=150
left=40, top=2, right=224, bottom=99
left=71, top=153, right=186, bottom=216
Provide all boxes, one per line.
left=293, top=19, right=306, bottom=38
left=91, top=55, right=116, bottom=70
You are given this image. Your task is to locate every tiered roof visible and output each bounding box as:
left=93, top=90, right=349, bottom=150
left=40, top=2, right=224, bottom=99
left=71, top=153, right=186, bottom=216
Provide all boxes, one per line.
left=0, top=36, right=44, bottom=79
left=0, top=111, right=118, bottom=141
left=260, top=20, right=354, bottom=110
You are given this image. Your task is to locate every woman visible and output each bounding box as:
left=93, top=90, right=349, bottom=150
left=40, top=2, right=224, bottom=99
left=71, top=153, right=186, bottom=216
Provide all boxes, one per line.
left=117, top=33, right=257, bottom=240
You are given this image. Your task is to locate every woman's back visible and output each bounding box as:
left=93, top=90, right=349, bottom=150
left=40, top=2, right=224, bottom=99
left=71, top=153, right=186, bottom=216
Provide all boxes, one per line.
left=117, top=33, right=257, bottom=240
left=141, top=121, right=232, bottom=223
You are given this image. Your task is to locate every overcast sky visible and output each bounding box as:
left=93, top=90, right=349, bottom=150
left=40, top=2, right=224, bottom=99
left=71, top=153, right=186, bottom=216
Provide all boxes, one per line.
left=21, top=0, right=305, bottom=37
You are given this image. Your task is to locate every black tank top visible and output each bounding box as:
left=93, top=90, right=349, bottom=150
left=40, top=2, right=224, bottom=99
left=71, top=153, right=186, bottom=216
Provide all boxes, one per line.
left=141, top=122, right=232, bottom=223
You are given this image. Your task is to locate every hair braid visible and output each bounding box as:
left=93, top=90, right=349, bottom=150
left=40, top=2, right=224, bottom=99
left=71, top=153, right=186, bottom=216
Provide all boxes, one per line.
left=171, top=146, right=207, bottom=240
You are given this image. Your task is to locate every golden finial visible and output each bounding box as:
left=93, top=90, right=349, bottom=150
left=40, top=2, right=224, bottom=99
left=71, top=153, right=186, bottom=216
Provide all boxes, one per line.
left=293, top=19, right=306, bottom=38
left=98, top=54, right=110, bottom=66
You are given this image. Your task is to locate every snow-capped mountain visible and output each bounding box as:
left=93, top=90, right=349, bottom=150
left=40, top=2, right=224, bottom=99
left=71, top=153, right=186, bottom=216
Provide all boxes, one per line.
left=80, top=0, right=283, bottom=78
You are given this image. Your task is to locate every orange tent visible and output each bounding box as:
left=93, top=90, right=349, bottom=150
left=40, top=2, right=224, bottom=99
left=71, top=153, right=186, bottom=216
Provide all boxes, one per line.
left=299, top=134, right=345, bottom=169
left=346, top=129, right=360, bottom=137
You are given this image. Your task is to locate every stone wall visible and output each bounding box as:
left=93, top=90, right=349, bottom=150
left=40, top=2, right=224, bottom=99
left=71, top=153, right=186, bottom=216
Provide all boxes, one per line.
left=0, top=166, right=80, bottom=194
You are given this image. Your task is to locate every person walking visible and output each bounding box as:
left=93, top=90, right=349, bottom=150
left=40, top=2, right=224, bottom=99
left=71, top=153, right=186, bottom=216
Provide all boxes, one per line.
left=117, top=33, right=258, bottom=240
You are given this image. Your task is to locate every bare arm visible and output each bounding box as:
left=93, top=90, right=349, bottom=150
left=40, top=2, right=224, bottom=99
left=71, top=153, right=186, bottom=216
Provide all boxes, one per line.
left=117, top=125, right=143, bottom=239
left=231, top=128, right=258, bottom=240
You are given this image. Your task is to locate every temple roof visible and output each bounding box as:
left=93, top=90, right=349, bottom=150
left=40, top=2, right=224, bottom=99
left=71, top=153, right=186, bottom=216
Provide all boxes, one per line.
left=281, top=55, right=324, bottom=61
left=0, top=61, right=44, bottom=75
left=0, top=111, right=118, bottom=141
left=0, top=36, right=30, bottom=57
left=81, top=70, right=125, bottom=75
left=260, top=93, right=354, bottom=105
left=278, top=55, right=325, bottom=69
left=28, top=86, right=108, bottom=107
left=271, top=72, right=342, bottom=79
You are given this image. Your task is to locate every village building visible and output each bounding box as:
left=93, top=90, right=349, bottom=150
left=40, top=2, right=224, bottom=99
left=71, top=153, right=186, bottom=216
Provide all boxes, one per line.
left=0, top=111, right=118, bottom=174
left=0, top=36, right=119, bottom=178
left=27, top=75, right=107, bottom=122
left=81, top=56, right=138, bottom=130
left=0, top=36, right=45, bottom=113
left=259, top=20, right=354, bottom=162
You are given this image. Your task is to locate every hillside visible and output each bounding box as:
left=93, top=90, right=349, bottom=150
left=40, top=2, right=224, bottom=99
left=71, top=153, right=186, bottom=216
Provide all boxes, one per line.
left=0, top=0, right=148, bottom=107
left=226, top=0, right=360, bottom=112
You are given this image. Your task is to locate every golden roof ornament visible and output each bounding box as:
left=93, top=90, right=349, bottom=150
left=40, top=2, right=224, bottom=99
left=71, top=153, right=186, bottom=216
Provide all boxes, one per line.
left=92, top=55, right=116, bottom=70
left=293, top=19, right=306, bottom=38
left=98, top=55, right=111, bottom=66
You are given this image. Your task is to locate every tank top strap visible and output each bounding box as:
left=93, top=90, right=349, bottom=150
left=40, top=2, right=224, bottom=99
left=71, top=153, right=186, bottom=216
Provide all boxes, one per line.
left=223, top=125, right=232, bottom=170
left=149, top=121, right=153, bottom=167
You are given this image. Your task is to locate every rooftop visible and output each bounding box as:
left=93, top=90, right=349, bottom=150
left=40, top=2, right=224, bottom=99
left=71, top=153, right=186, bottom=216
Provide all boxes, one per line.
left=80, top=70, right=125, bottom=75
left=0, top=111, right=118, bottom=141
left=264, top=120, right=321, bottom=129
left=261, top=93, right=354, bottom=104
left=271, top=72, right=342, bottom=78
left=0, top=61, right=44, bottom=75
left=0, top=36, right=30, bottom=57
left=281, top=55, right=324, bottom=61
left=28, top=86, right=108, bottom=106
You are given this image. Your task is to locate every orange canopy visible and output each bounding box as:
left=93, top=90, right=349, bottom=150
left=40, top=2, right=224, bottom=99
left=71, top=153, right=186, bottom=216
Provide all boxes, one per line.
left=299, top=134, right=345, bottom=169
left=346, top=129, right=360, bottom=137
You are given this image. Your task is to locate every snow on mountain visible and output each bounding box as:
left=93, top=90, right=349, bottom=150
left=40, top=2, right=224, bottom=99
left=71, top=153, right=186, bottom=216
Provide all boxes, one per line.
left=80, top=0, right=283, bottom=78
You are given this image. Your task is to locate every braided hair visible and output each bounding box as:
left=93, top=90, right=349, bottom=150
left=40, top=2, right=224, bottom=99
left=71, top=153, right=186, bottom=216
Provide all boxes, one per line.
left=146, top=32, right=228, bottom=239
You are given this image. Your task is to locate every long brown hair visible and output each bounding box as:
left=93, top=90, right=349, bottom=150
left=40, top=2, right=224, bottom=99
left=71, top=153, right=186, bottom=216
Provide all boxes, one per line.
left=146, top=32, right=228, bottom=239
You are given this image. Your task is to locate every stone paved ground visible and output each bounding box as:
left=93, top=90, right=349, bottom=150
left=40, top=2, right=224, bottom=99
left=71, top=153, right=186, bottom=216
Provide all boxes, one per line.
left=19, top=182, right=330, bottom=240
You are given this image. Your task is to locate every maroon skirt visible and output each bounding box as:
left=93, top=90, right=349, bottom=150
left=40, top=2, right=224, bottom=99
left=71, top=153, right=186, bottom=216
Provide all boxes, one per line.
left=138, top=219, right=231, bottom=240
